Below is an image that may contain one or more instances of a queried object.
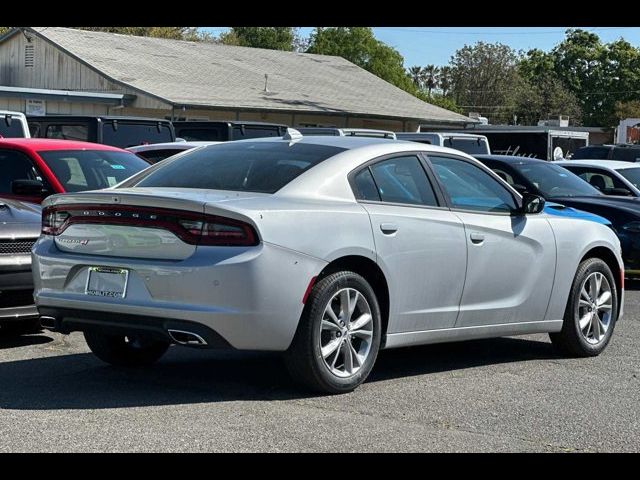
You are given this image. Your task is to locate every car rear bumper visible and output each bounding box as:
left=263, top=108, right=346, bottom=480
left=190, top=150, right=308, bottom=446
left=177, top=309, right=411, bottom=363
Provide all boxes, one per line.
left=33, top=237, right=327, bottom=351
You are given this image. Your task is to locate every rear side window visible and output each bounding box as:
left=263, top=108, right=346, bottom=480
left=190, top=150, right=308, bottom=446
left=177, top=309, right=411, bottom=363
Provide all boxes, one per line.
left=134, top=142, right=345, bottom=194
left=367, top=156, right=438, bottom=206
left=45, top=124, right=90, bottom=141
left=353, top=168, right=381, bottom=201
left=573, top=146, right=611, bottom=159
left=101, top=122, right=174, bottom=148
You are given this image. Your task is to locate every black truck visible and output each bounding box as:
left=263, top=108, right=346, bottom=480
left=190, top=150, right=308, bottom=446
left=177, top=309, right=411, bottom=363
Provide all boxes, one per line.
left=27, top=115, right=175, bottom=148
left=172, top=121, right=287, bottom=142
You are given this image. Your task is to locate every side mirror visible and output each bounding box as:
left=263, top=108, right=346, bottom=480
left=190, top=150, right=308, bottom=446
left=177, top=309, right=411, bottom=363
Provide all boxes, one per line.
left=520, top=193, right=545, bottom=214
left=11, top=179, right=45, bottom=196
left=512, top=183, right=528, bottom=194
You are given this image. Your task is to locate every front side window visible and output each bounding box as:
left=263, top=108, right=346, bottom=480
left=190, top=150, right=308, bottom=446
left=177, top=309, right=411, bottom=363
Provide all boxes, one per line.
left=429, top=156, right=517, bottom=213
left=134, top=142, right=345, bottom=194
left=38, top=150, right=150, bottom=192
left=367, top=156, right=438, bottom=206
left=0, top=149, right=46, bottom=193
left=617, top=168, right=640, bottom=189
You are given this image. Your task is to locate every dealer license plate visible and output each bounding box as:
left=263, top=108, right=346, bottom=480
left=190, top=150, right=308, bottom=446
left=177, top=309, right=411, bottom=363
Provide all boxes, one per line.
left=85, top=267, right=129, bottom=298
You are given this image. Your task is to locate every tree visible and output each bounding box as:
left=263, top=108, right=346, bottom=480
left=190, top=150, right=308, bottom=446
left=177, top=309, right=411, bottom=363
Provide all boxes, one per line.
left=438, top=66, right=453, bottom=97
left=306, top=27, right=416, bottom=94
left=75, top=27, right=212, bottom=41
left=615, top=100, right=640, bottom=120
left=408, top=66, right=424, bottom=89
left=449, top=42, right=522, bottom=124
left=521, top=29, right=640, bottom=127
left=423, top=65, right=439, bottom=97
left=514, top=73, right=582, bottom=126
left=218, top=27, right=298, bottom=51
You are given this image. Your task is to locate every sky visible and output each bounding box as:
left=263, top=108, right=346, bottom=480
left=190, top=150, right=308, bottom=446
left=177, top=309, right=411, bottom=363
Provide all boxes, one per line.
left=202, top=27, right=640, bottom=67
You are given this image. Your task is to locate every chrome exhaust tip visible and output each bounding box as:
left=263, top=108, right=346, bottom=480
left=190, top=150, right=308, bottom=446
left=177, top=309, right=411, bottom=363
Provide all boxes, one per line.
left=167, top=329, right=208, bottom=346
left=39, top=316, right=57, bottom=330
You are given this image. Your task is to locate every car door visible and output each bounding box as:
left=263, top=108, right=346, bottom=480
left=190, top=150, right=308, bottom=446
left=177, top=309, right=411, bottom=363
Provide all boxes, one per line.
left=0, top=148, right=51, bottom=203
left=427, top=154, right=556, bottom=327
left=352, top=154, right=467, bottom=333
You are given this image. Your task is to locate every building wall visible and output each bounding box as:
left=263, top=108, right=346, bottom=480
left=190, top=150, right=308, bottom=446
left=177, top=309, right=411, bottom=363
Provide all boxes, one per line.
left=0, top=31, right=171, bottom=111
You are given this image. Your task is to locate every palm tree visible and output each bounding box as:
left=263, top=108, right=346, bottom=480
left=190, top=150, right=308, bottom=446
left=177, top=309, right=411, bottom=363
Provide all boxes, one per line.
left=439, top=66, right=452, bottom=97
left=423, top=65, right=440, bottom=97
left=408, top=66, right=424, bottom=89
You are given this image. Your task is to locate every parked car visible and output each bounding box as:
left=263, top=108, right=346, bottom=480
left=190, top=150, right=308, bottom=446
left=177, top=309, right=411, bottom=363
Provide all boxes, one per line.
left=127, top=141, right=221, bottom=164
left=297, top=128, right=396, bottom=139
left=0, top=111, right=30, bottom=138
left=0, top=139, right=152, bottom=204
left=33, top=135, right=623, bottom=393
left=0, top=198, right=40, bottom=332
left=395, top=132, right=490, bottom=155
left=27, top=116, right=175, bottom=148
left=555, top=160, right=640, bottom=197
left=173, top=121, right=286, bottom=142
left=475, top=154, right=640, bottom=276
left=571, top=144, right=640, bottom=162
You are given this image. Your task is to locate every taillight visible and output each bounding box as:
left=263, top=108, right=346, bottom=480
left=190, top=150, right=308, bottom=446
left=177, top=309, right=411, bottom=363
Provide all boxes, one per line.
left=178, top=216, right=257, bottom=246
left=42, top=207, right=69, bottom=235
left=41, top=204, right=258, bottom=247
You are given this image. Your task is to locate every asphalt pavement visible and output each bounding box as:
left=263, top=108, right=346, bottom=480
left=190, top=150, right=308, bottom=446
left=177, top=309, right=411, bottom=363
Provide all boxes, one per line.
left=1, top=285, right=639, bottom=452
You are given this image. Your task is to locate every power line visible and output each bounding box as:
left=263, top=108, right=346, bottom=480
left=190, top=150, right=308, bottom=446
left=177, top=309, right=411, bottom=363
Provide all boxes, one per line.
left=376, top=27, right=640, bottom=36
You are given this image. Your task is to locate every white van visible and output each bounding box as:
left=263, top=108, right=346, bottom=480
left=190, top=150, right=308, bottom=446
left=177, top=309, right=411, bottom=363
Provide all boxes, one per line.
left=396, top=132, right=490, bottom=155
left=0, top=111, right=30, bottom=138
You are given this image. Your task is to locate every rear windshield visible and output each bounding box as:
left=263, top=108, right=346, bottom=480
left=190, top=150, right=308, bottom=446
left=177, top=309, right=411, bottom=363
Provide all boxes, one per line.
left=101, top=122, right=174, bottom=148
left=573, top=146, right=611, bottom=159
left=135, top=148, right=191, bottom=164
left=134, top=141, right=345, bottom=193
left=0, top=116, right=27, bottom=138
left=443, top=137, right=490, bottom=154
left=39, top=150, right=151, bottom=192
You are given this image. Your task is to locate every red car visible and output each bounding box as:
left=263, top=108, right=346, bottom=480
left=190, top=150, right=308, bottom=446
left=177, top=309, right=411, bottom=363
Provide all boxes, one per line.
left=0, top=139, right=151, bottom=203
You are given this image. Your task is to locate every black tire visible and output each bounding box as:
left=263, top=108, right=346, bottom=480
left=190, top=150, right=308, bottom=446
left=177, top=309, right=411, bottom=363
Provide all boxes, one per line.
left=550, top=257, right=618, bottom=357
left=84, top=330, right=170, bottom=367
left=284, top=271, right=382, bottom=394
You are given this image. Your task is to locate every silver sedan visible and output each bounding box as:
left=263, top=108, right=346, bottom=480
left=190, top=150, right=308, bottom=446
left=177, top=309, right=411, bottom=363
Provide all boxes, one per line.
left=32, top=133, right=624, bottom=393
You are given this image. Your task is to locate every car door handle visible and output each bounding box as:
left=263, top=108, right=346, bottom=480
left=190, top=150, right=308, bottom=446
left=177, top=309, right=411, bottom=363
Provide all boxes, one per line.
left=470, top=232, right=485, bottom=244
left=380, top=223, right=399, bottom=235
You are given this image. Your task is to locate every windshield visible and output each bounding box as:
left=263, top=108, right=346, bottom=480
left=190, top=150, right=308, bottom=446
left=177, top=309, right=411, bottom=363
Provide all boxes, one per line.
left=512, top=162, right=601, bottom=197
left=134, top=141, right=345, bottom=194
left=39, top=150, right=151, bottom=192
left=443, top=137, right=490, bottom=155
left=618, top=168, right=640, bottom=189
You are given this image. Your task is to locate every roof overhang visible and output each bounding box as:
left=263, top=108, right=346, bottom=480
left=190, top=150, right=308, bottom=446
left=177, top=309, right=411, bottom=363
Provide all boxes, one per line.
left=0, top=85, right=135, bottom=106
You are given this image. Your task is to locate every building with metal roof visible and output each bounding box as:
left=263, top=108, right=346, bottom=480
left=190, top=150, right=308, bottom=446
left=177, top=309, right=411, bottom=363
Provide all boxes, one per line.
left=0, top=27, right=473, bottom=131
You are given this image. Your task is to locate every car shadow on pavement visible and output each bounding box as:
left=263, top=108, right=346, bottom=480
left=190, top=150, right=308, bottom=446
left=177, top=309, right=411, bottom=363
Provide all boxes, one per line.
left=0, top=335, right=561, bottom=410
left=625, top=279, right=640, bottom=291
left=0, top=332, right=53, bottom=350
